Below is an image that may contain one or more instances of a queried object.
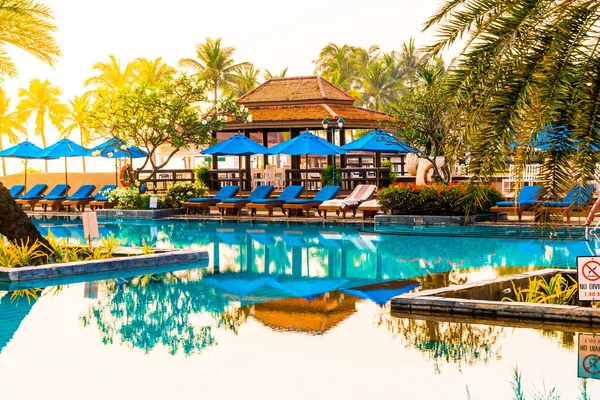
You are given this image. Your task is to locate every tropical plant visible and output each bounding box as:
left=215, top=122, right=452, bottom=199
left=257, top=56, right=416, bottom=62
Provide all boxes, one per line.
left=88, top=73, right=251, bottom=184
left=422, top=0, right=600, bottom=201
left=0, top=0, right=61, bottom=80
left=62, top=93, right=93, bottom=172
left=356, top=47, right=404, bottom=111
left=178, top=37, right=251, bottom=102
left=263, top=67, right=288, bottom=80
left=320, top=165, right=341, bottom=186
left=0, top=89, right=27, bottom=175
left=230, top=64, right=261, bottom=97
left=17, top=78, right=67, bottom=172
left=0, top=237, right=47, bottom=267
left=107, top=186, right=153, bottom=210
left=313, top=43, right=359, bottom=91
left=85, top=54, right=136, bottom=89
left=132, top=56, right=176, bottom=85
left=161, top=182, right=207, bottom=208
left=381, top=159, right=396, bottom=185
left=193, top=164, right=210, bottom=186
left=502, top=273, right=578, bottom=305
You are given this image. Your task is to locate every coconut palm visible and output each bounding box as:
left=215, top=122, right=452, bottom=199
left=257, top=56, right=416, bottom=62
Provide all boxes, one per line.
left=263, top=67, right=288, bottom=81
left=85, top=54, right=136, bottom=89
left=0, top=0, right=61, bottom=80
left=423, top=0, right=600, bottom=197
left=230, top=64, right=261, bottom=97
left=62, top=93, right=93, bottom=172
left=356, top=50, right=403, bottom=112
left=313, top=43, right=359, bottom=91
left=0, top=89, right=27, bottom=175
left=178, top=37, right=250, bottom=102
left=17, top=78, right=67, bottom=172
left=133, top=57, right=176, bottom=85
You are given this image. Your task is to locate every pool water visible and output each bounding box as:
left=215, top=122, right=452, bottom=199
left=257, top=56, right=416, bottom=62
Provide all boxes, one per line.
left=0, top=217, right=598, bottom=399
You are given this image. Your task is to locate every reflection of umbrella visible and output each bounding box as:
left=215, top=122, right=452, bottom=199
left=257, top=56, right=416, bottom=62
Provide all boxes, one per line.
left=87, top=138, right=148, bottom=186
left=341, top=129, right=418, bottom=187
left=201, top=134, right=270, bottom=189
left=268, top=131, right=345, bottom=196
left=38, top=139, right=89, bottom=195
left=0, top=141, right=47, bottom=190
left=343, top=280, right=420, bottom=305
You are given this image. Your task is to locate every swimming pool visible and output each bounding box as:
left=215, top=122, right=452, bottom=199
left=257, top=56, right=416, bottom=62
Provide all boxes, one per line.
left=0, top=217, right=597, bottom=399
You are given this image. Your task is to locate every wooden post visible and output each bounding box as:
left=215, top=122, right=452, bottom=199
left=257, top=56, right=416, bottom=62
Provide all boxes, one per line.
left=262, top=131, right=269, bottom=168
left=244, top=130, right=251, bottom=191
left=326, top=128, right=333, bottom=166
left=211, top=131, right=218, bottom=170
left=290, top=128, right=301, bottom=185
left=339, top=127, right=347, bottom=168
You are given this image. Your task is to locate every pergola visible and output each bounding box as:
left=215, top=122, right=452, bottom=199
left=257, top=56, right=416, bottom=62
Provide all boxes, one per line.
left=210, top=76, right=394, bottom=191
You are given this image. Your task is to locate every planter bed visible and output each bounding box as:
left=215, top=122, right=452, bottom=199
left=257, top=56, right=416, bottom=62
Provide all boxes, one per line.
left=390, top=269, right=600, bottom=325
left=0, top=249, right=208, bottom=283
left=95, top=208, right=186, bottom=219
left=375, top=213, right=502, bottom=226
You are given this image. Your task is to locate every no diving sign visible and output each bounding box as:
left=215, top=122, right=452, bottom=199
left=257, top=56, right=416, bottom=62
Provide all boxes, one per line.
left=577, top=256, right=600, bottom=301
left=578, top=334, right=600, bottom=379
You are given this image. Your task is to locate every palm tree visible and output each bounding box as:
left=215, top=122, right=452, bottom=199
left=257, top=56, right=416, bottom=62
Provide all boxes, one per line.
left=398, top=38, right=421, bottom=87
left=356, top=49, right=403, bottom=112
left=230, top=64, right=261, bottom=97
left=62, top=93, right=92, bottom=172
left=85, top=54, right=136, bottom=89
left=133, top=57, right=176, bottom=85
left=422, top=0, right=600, bottom=197
left=17, top=78, right=67, bottom=172
left=178, top=37, right=250, bottom=102
left=0, top=0, right=61, bottom=80
left=263, top=67, right=288, bottom=80
left=313, top=43, right=359, bottom=91
left=0, top=90, right=27, bottom=175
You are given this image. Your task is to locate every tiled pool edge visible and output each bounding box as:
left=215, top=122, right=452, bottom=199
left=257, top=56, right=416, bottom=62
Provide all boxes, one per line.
left=0, top=249, right=208, bottom=282
left=375, top=213, right=503, bottom=225
left=390, top=269, right=600, bottom=324
left=96, top=208, right=186, bottom=219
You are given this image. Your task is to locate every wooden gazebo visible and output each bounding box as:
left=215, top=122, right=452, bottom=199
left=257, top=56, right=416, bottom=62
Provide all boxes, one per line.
left=209, top=76, right=394, bottom=191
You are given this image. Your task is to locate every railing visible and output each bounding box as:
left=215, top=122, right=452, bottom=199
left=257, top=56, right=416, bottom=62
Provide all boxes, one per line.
left=138, top=169, right=194, bottom=193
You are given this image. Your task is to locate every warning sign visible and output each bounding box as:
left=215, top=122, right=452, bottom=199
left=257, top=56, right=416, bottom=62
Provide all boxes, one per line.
left=578, top=334, right=600, bottom=379
left=577, top=257, right=600, bottom=301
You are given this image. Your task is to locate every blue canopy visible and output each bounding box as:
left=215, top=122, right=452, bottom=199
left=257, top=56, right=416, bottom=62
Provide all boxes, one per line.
left=201, top=133, right=270, bottom=156
left=341, top=129, right=418, bottom=153
left=87, top=138, right=148, bottom=159
left=0, top=141, right=46, bottom=159
left=268, top=131, right=346, bottom=156
left=38, top=138, right=89, bottom=159
left=511, top=125, right=600, bottom=151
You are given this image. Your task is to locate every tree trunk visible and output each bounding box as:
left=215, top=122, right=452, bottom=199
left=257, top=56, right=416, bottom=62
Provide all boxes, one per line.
left=80, top=127, right=86, bottom=173
left=0, top=138, right=5, bottom=176
left=0, top=182, right=51, bottom=252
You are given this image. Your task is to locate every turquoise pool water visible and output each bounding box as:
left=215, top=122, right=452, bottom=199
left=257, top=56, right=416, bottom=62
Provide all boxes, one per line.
left=0, top=217, right=598, bottom=399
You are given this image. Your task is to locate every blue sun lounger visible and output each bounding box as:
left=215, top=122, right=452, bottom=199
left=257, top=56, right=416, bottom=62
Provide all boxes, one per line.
left=217, top=185, right=274, bottom=216
left=491, top=185, right=542, bottom=222
left=88, top=185, right=119, bottom=210
left=183, top=185, right=240, bottom=215
left=282, top=186, right=341, bottom=218
left=9, top=184, right=25, bottom=198
left=16, top=184, right=67, bottom=210
left=39, top=184, right=97, bottom=212
left=246, top=185, right=304, bottom=217
left=539, top=184, right=595, bottom=222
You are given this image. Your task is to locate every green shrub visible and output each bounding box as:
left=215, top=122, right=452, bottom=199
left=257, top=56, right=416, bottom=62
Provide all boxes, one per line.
left=381, top=160, right=396, bottom=186
left=377, top=182, right=503, bottom=216
left=108, top=185, right=153, bottom=210
left=321, top=165, right=342, bottom=186
left=162, top=182, right=208, bottom=208
left=193, top=165, right=210, bottom=186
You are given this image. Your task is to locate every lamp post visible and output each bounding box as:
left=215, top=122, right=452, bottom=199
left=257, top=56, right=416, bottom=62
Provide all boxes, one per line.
left=322, top=118, right=344, bottom=186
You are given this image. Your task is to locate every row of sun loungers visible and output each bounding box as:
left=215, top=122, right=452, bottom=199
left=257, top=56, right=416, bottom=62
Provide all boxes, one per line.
left=9, top=183, right=117, bottom=211
left=183, top=184, right=379, bottom=218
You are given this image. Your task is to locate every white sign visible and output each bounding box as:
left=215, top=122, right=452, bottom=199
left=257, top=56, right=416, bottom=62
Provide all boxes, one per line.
left=577, top=256, right=600, bottom=300
left=81, top=211, right=99, bottom=239
left=149, top=196, right=158, bottom=209
left=578, top=334, right=600, bottom=379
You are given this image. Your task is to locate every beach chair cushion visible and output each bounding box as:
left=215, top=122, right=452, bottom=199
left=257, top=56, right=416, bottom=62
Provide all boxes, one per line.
left=18, top=184, right=48, bottom=199
left=250, top=185, right=304, bottom=204
left=221, top=185, right=274, bottom=203
left=286, top=186, right=341, bottom=205
left=541, top=184, right=594, bottom=207
left=9, top=185, right=25, bottom=198
left=65, top=184, right=96, bottom=200
left=188, top=185, right=239, bottom=202
left=494, top=185, right=542, bottom=207
left=93, top=185, right=117, bottom=201
left=320, top=184, right=377, bottom=208
left=41, top=184, right=70, bottom=200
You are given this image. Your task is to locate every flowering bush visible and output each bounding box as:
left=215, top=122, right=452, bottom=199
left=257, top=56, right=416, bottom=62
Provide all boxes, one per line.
left=108, top=185, right=153, bottom=210
left=162, top=182, right=207, bottom=208
left=377, top=182, right=503, bottom=216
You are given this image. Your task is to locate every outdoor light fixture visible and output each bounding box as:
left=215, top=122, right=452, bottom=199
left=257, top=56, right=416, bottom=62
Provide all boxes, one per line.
left=322, top=118, right=345, bottom=185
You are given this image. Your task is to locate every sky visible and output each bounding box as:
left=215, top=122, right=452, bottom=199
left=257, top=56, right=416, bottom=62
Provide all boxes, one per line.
left=2, top=0, right=448, bottom=174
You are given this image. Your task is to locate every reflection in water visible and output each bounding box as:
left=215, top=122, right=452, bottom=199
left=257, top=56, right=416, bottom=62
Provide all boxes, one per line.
left=379, top=313, right=504, bottom=374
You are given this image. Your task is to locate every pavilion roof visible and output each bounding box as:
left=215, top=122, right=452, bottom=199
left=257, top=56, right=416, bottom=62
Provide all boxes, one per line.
left=238, top=76, right=355, bottom=106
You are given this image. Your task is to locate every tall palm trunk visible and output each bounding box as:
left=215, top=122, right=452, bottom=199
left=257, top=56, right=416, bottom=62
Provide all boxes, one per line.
left=0, top=138, right=5, bottom=176
left=39, top=113, right=48, bottom=172
left=80, top=124, right=86, bottom=173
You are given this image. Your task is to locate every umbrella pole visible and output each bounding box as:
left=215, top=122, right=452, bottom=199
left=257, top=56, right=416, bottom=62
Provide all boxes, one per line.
left=239, top=155, right=243, bottom=191
left=64, top=157, right=69, bottom=195
left=24, top=159, right=28, bottom=191
left=305, top=154, right=308, bottom=198
left=376, top=150, right=380, bottom=189
left=115, top=159, right=118, bottom=187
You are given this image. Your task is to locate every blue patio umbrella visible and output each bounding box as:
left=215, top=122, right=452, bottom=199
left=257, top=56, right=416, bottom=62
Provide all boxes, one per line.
left=511, top=125, right=600, bottom=151
left=0, top=141, right=48, bottom=190
left=38, top=138, right=89, bottom=194
left=268, top=131, right=346, bottom=195
left=201, top=133, right=270, bottom=189
left=343, top=281, right=420, bottom=306
left=341, top=129, right=418, bottom=187
left=87, top=138, right=148, bottom=186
